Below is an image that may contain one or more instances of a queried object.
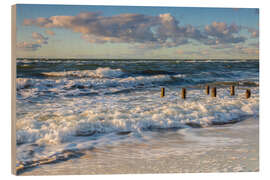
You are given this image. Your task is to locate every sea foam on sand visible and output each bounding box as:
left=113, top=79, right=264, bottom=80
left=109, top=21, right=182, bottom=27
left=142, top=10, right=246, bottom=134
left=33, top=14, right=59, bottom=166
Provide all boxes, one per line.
left=20, top=117, right=259, bottom=175
left=16, top=86, right=259, bottom=170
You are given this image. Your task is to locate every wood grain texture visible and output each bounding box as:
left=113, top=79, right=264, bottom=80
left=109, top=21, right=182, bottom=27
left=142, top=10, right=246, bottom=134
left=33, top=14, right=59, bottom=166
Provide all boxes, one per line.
left=11, top=4, right=17, bottom=175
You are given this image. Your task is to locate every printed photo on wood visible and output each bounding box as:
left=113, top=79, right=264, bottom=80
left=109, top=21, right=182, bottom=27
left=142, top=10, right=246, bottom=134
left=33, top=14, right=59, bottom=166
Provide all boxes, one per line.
left=11, top=4, right=259, bottom=175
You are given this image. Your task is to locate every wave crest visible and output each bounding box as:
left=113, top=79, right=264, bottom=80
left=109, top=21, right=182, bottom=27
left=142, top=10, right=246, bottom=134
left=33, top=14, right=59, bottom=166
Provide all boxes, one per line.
left=42, top=67, right=124, bottom=78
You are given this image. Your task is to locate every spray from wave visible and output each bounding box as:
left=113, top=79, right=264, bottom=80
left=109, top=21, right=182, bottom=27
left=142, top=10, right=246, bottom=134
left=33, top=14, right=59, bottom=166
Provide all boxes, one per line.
left=15, top=59, right=259, bottom=173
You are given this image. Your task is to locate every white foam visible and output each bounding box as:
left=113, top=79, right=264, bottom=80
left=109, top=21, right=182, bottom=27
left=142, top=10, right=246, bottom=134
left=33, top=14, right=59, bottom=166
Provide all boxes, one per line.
left=16, top=78, right=33, bottom=90
left=16, top=87, right=259, bottom=144
left=16, top=86, right=259, bottom=165
left=42, top=67, right=124, bottom=78
left=16, top=73, right=175, bottom=97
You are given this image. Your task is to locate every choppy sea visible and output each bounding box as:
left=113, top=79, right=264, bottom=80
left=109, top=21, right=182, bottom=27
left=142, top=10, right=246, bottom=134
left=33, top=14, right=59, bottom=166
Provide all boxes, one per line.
left=15, top=59, right=259, bottom=172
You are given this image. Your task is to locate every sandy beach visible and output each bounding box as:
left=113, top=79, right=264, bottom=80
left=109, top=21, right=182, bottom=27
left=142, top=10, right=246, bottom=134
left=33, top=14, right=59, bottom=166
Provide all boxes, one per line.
left=20, top=116, right=259, bottom=175
left=13, top=4, right=260, bottom=176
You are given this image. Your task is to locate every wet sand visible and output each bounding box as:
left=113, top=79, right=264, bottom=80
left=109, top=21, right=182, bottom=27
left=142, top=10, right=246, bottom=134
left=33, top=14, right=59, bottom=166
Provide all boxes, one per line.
left=21, top=117, right=259, bottom=175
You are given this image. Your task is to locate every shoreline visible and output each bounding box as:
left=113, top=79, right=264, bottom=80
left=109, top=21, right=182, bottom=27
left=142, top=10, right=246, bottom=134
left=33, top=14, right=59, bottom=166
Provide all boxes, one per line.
left=20, top=116, right=259, bottom=175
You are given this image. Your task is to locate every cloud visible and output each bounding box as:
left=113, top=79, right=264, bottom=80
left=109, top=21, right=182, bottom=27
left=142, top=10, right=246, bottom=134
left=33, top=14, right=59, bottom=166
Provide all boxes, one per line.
left=17, top=32, right=48, bottom=51
left=23, top=17, right=52, bottom=27
left=23, top=12, right=247, bottom=48
left=234, top=44, right=259, bottom=55
left=204, top=22, right=245, bottom=45
left=176, top=49, right=184, bottom=55
left=32, top=32, right=48, bottom=44
left=248, top=28, right=259, bottom=38
left=240, top=47, right=259, bottom=55
left=210, top=44, right=234, bottom=49
left=176, top=49, right=210, bottom=57
left=16, top=41, right=42, bottom=51
left=24, top=12, right=160, bottom=44
left=45, top=29, right=55, bottom=36
left=249, top=42, right=259, bottom=48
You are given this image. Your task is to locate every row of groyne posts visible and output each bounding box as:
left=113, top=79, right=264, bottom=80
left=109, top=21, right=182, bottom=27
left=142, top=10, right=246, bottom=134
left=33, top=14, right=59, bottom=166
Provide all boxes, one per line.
left=160, top=85, right=251, bottom=99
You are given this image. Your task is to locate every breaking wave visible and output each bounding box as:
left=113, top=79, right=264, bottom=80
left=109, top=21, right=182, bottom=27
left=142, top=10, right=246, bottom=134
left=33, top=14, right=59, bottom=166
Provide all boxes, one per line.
left=16, top=87, right=259, bottom=145
left=15, top=60, right=259, bottom=173
left=42, top=67, right=125, bottom=78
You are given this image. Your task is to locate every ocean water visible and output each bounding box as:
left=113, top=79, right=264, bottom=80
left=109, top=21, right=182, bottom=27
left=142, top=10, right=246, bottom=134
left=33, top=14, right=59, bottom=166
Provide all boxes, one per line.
left=15, top=59, right=259, bottom=172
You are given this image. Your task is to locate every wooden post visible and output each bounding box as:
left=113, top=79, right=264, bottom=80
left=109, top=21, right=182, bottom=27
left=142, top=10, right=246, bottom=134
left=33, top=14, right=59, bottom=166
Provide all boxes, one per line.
left=246, top=89, right=251, bottom=99
left=211, top=87, right=217, bottom=97
left=181, top=88, right=186, bottom=99
left=206, top=85, right=209, bottom=95
left=161, top=87, right=165, bottom=97
left=230, top=85, right=235, bottom=96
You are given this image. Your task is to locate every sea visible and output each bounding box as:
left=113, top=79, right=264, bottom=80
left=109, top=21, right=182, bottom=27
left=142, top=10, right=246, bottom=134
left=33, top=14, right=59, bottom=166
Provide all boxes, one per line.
left=15, top=59, right=259, bottom=173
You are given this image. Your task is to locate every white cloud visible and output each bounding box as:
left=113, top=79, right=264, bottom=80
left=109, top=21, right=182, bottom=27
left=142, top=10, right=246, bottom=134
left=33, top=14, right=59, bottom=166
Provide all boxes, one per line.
left=23, top=12, right=253, bottom=49
left=45, top=30, right=55, bottom=36
left=17, top=32, right=48, bottom=51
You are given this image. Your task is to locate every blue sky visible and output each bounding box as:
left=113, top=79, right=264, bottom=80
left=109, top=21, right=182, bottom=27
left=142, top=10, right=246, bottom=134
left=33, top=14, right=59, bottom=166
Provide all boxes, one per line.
left=16, top=4, right=259, bottom=59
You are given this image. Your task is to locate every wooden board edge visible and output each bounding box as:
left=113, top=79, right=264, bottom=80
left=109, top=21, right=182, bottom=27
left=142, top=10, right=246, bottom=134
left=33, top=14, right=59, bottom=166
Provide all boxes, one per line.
left=11, top=4, right=17, bottom=175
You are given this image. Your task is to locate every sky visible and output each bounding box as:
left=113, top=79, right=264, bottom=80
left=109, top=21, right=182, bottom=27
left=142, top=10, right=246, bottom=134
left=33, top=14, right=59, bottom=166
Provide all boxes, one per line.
left=15, top=4, right=259, bottom=59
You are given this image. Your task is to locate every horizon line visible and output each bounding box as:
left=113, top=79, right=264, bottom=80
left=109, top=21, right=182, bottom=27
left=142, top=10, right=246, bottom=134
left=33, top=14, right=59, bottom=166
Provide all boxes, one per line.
left=16, top=57, right=259, bottom=60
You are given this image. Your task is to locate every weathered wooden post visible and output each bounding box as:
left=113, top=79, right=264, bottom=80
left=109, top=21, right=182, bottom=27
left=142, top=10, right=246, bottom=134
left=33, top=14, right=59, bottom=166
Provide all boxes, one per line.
left=161, top=87, right=165, bottom=97
left=181, top=88, right=186, bottom=99
left=206, top=85, right=209, bottom=95
left=211, top=87, right=217, bottom=97
left=246, top=89, right=251, bottom=99
left=230, top=85, right=235, bottom=96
